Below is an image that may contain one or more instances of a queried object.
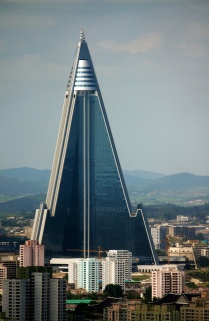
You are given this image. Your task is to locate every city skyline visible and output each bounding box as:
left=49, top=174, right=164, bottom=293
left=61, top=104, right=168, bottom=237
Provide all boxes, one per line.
left=0, top=1, right=209, bottom=175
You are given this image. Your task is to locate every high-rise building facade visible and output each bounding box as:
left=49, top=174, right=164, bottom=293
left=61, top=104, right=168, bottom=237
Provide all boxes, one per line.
left=0, top=264, right=7, bottom=294
left=151, top=225, right=167, bottom=250
left=2, top=279, right=30, bottom=321
left=102, top=250, right=132, bottom=291
left=19, top=240, right=44, bottom=267
left=2, top=267, right=66, bottom=321
left=1, top=256, right=19, bottom=279
left=31, top=31, right=157, bottom=264
left=50, top=257, right=100, bottom=292
left=50, top=279, right=66, bottom=321
left=77, top=258, right=100, bottom=292
left=152, top=265, right=185, bottom=300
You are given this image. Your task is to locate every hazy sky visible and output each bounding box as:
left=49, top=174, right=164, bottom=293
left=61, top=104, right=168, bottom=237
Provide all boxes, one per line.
left=0, top=0, right=209, bottom=175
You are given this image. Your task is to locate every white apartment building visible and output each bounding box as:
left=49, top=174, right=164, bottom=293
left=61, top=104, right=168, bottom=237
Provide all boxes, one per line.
left=50, top=258, right=79, bottom=285
left=77, top=258, right=100, bottom=292
left=152, top=265, right=185, bottom=300
left=19, top=240, right=44, bottom=267
left=50, top=257, right=100, bottom=292
left=102, top=250, right=132, bottom=291
left=176, top=215, right=189, bottom=222
left=50, top=251, right=132, bottom=292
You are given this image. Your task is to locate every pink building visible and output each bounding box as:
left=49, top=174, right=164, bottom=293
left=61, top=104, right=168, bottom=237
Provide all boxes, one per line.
left=19, top=240, right=44, bottom=267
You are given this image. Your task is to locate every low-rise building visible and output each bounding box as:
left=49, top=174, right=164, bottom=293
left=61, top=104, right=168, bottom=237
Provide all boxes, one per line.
left=201, top=248, right=209, bottom=257
left=104, top=299, right=180, bottom=321
left=180, top=296, right=209, bottom=321
left=168, top=226, right=195, bottom=239
left=177, top=215, right=189, bottom=222
left=168, top=243, right=197, bottom=269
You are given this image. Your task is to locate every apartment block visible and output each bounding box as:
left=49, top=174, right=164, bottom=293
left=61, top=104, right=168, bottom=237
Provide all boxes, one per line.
left=50, top=279, right=66, bottom=321
left=152, top=265, right=185, bottom=300
left=77, top=258, right=100, bottom=292
left=168, top=226, right=195, bottom=239
left=0, top=264, right=7, bottom=294
left=102, top=250, right=132, bottom=291
left=180, top=297, right=209, bottom=321
left=104, top=299, right=180, bottom=321
left=19, top=240, right=44, bottom=267
left=151, top=226, right=167, bottom=250
left=2, top=279, right=30, bottom=321
left=2, top=267, right=66, bottom=321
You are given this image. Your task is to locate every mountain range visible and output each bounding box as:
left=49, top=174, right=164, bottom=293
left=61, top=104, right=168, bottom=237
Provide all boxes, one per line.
left=0, top=167, right=209, bottom=212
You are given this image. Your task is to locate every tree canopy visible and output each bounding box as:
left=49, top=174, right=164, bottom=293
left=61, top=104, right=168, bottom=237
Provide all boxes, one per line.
left=103, top=284, right=123, bottom=298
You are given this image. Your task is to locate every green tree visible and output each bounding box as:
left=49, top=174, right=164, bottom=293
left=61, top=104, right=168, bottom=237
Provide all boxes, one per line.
left=142, top=286, right=152, bottom=303
left=126, top=291, right=141, bottom=300
left=196, top=233, right=205, bottom=240
left=89, top=292, right=98, bottom=300
left=103, top=284, right=123, bottom=298
left=197, top=256, right=209, bottom=268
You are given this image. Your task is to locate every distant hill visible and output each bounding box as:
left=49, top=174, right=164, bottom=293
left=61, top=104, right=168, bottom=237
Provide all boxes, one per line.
left=123, top=169, right=165, bottom=180
left=140, top=172, right=209, bottom=190
left=0, top=194, right=45, bottom=213
left=0, top=194, right=208, bottom=222
left=0, top=167, right=50, bottom=197
left=0, top=167, right=209, bottom=209
left=0, top=167, right=50, bottom=182
left=122, top=174, right=148, bottom=187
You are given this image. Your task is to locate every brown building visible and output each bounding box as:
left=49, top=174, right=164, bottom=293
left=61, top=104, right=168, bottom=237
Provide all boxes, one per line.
left=180, top=296, right=209, bottom=321
left=104, top=299, right=180, bottom=321
left=103, top=294, right=202, bottom=321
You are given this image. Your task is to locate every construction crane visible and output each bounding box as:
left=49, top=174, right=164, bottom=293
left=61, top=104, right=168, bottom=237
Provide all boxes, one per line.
left=66, top=246, right=107, bottom=259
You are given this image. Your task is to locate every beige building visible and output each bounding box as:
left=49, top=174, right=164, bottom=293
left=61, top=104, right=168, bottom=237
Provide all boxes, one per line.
left=0, top=264, right=7, bottom=294
left=201, top=248, right=209, bottom=258
left=180, top=297, right=209, bottom=321
left=104, top=299, right=180, bottom=321
left=152, top=265, right=185, bottom=300
left=168, top=243, right=197, bottom=268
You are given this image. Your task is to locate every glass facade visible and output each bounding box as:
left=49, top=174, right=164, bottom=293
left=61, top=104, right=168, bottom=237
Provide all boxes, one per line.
left=32, top=33, right=157, bottom=263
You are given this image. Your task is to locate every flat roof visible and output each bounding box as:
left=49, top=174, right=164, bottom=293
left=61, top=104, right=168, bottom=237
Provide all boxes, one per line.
left=66, top=299, right=93, bottom=304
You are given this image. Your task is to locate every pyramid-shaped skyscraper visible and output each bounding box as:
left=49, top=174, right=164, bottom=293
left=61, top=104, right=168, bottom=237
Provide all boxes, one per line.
left=31, top=31, right=158, bottom=264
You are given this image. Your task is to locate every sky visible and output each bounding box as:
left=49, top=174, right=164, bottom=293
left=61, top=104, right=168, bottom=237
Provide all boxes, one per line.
left=0, top=0, right=209, bottom=176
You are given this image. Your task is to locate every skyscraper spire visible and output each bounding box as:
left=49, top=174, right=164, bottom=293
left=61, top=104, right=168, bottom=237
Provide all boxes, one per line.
left=31, top=32, right=158, bottom=264
left=80, top=29, right=85, bottom=42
